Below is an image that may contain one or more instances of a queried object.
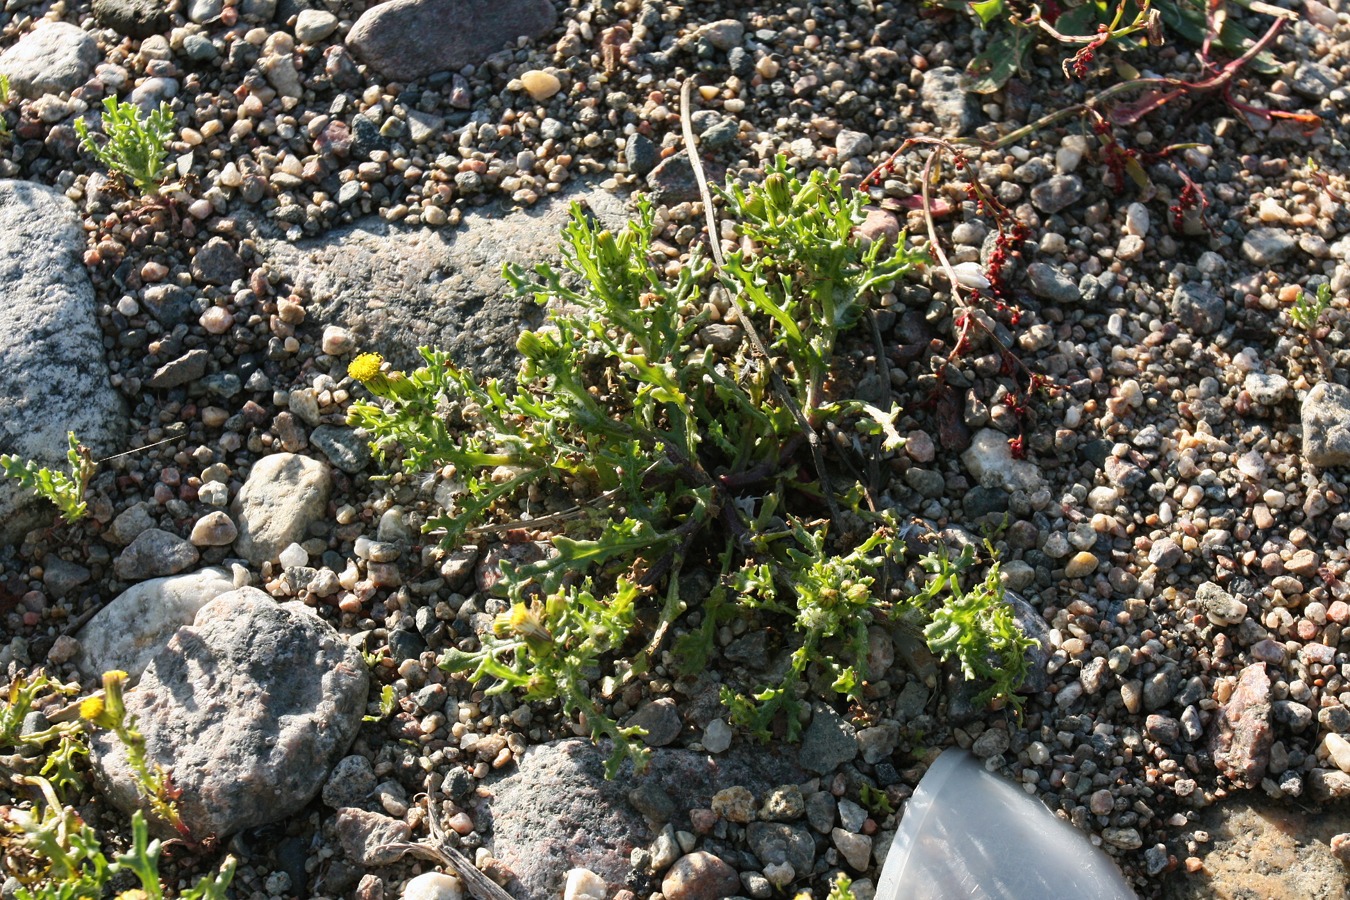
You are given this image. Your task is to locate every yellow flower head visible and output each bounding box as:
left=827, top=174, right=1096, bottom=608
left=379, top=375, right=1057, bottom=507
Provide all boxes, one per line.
left=348, top=352, right=384, bottom=384
left=79, top=695, right=106, bottom=722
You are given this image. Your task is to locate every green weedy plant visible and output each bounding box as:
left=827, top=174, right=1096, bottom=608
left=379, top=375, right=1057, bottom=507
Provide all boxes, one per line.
left=1290, top=282, right=1333, bottom=333
left=0, top=432, right=95, bottom=525
left=905, top=543, right=1035, bottom=713
left=350, top=158, right=1031, bottom=774
left=75, top=97, right=176, bottom=197
left=943, top=0, right=1283, bottom=92
left=1, top=672, right=236, bottom=899
left=0, top=74, right=11, bottom=139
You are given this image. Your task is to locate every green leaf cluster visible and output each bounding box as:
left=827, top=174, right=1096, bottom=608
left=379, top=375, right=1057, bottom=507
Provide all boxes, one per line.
left=1290, top=282, right=1333, bottom=332
left=948, top=0, right=1278, bottom=92
left=75, top=97, right=176, bottom=196
left=1, top=673, right=235, bottom=899
left=906, top=544, right=1035, bottom=711
left=0, top=432, right=95, bottom=525
left=351, top=157, right=1030, bottom=773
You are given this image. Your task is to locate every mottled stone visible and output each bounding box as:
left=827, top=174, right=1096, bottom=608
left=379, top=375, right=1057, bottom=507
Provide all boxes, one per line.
left=1209, top=662, right=1272, bottom=788
left=90, top=590, right=368, bottom=839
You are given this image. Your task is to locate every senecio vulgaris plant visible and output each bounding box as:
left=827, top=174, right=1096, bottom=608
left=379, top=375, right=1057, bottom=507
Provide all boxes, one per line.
left=0, top=432, right=95, bottom=525
left=349, top=158, right=1035, bottom=775
left=75, top=97, right=176, bottom=197
left=1, top=670, right=235, bottom=898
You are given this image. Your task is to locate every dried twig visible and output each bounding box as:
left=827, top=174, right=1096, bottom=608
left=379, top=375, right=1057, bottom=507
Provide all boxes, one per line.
left=369, top=795, right=516, bottom=900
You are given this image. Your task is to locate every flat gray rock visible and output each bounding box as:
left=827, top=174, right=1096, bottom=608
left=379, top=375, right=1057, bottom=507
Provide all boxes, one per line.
left=75, top=567, right=237, bottom=679
left=0, top=22, right=98, bottom=98
left=231, top=452, right=333, bottom=565
left=481, top=738, right=802, bottom=900
left=919, top=66, right=977, bottom=136
left=263, top=183, right=629, bottom=381
left=1301, top=382, right=1350, bottom=468
left=346, top=0, right=557, bottom=82
left=92, top=0, right=170, bottom=39
left=90, top=589, right=369, bottom=840
left=0, top=181, right=124, bottom=545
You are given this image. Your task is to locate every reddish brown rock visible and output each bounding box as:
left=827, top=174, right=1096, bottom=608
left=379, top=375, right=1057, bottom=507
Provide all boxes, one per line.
left=1208, top=662, right=1272, bottom=788
left=661, top=851, right=741, bottom=900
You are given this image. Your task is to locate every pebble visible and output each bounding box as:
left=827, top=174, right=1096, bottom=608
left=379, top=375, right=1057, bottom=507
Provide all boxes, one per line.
left=1029, top=175, right=1084, bottom=213
left=519, top=70, right=562, bottom=102
left=563, top=869, right=606, bottom=900
left=295, top=9, right=340, bottom=43
left=1064, top=551, right=1099, bottom=578
left=701, top=718, right=733, bottom=753
left=190, top=511, right=238, bottom=546
left=1241, top=227, right=1297, bottom=266
left=661, top=851, right=740, bottom=900
left=402, top=872, right=463, bottom=900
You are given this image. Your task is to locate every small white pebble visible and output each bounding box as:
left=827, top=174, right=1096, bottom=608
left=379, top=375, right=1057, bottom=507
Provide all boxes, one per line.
left=278, top=543, right=308, bottom=569
left=402, top=872, right=463, bottom=900
left=200, top=306, right=233, bottom=334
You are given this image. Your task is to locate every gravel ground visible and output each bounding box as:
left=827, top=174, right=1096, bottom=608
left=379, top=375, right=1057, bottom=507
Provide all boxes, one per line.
left=3, top=1, right=1350, bottom=899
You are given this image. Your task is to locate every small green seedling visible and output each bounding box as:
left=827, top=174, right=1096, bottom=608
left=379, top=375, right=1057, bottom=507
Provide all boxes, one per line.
left=904, top=543, right=1034, bottom=713
left=0, top=432, right=95, bottom=524
left=825, top=873, right=858, bottom=900
left=1290, top=283, right=1333, bottom=332
left=363, top=684, right=397, bottom=722
left=75, top=96, right=176, bottom=196
left=0, top=74, right=11, bottom=138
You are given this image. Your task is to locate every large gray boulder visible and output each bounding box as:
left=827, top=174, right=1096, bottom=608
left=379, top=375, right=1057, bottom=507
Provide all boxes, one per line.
left=0, top=181, right=124, bottom=545
left=263, top=183, right=628, bottom=381
left=481, top=739, right=803, bottom=900
left=346, top=0, right=558, bottom=82
left=75, top=567, right=238, bottom=680
left=0, top=22, right=99, bottom=98
left=90, top=589, right=369, bottom=839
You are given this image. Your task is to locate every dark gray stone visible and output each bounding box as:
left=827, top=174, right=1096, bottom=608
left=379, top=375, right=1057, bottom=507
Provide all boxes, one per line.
left=745, top=821, right=815, bottom=872
left=919, top=66, right=977, bottom=136
left=647, top=152, right=723, bottom=205
left=146, top=348, right=210, bottom=389
left=322, top=754, right=378, bottom=809
left=90, top=589, right=369, bottom=839
left=481, top=738, right=802, bottom=900
left=627, top=697, right=683, bottom=747
left=625, top=133, right=659, bottom=177
left=141, top=284, right=194, bottom=327
left=1026, top=262, right=1080, bottom=304
left=192, top=237, right=248, bottom=286
left=310, top=425, right=372, bottom=474
left=263, top=183, right=628, bottom=381
left=799, top=704, right=857, bottom=775
left=92, top=0, right=170, bottom=38
left=1029, top=175, right=1085, bottom=214
left=113, top=528, right=200, bottom=581
left=1290, top=62, right=1337, bottom=101
left=347, top=0, right=558, bottom=82
left=0, top=181, right=125, bottom=545
left=1008, top=592, right=1052, bottom=695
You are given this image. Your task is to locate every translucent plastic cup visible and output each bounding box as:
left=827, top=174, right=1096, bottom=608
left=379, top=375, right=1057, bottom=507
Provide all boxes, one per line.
left=874, top=748, right=1137, bottom=900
